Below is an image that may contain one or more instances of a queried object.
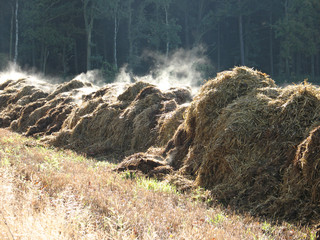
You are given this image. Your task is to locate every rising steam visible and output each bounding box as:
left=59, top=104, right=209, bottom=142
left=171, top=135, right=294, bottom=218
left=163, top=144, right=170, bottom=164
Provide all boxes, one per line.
left=0, top=63, right=57, bottom=93
left=0, top=47, right=210, bottom=101
left=115, top=46, right=210, bottom=95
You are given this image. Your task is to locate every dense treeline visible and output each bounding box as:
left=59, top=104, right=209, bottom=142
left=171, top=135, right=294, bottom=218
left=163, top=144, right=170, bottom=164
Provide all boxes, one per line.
left=0, top=0, right=319, bottom=83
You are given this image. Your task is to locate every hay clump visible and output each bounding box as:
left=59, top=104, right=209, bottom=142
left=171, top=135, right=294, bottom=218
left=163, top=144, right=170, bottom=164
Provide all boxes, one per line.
left=163, top=87, right=192, bottom=104
left=0, top=75, right=190, bottom=157
left=0, top=76, right=98, bottom=138
left=11, top=96, right=75, bottom=135
left=117, top=81, right=153, bottom=102
left=50, top=81, right=191, bottom=157
left=46, top=79, right=93, bottom=100
left=294, top=126, right=320, bottom=195
left=278, top=126, right=320, bottom=221
left=165, top=66, right=276, bottom=170
left=25, top=100, right=75, bottom=137
left=0, top=78, right=51, bottom=128
left=156, top=102, right=189, bottom=146
left=164, top=66, right=320, bottom=222
left=115, top=152, right=167, bottom=174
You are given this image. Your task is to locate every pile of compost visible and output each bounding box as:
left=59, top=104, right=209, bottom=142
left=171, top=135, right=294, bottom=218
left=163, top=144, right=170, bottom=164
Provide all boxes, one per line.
left=50, top=82, right=191, bottom=156
left=0, top=77, right=94, bottom=137
left=163, top=66, right=320, bottom=223
left=1, top=66, right=320, bottom=223
left=0, top=75, right=191, bottom=158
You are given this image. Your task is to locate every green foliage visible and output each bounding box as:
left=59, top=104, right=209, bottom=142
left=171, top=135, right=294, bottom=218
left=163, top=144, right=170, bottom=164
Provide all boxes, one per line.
left=261, top=221, right=274, bottom=235
left=137, top=177, right=178, bottom=194
left=121, top=171, right=137, bottom=180
left=20, top=0, right=80, bottom=73
left=274, top=0, right=320, bottom=76
left=209, top=213, right=225, bottom=225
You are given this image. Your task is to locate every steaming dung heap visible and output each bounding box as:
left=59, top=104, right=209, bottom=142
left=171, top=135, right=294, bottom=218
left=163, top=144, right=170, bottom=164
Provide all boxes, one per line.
left=0, top=74, right=191, bottom=158
left=1, top=66, right=320, bottom=223
left=50, top=82, right=191, bottom=157
left=163, top=66, right=320, bottom=222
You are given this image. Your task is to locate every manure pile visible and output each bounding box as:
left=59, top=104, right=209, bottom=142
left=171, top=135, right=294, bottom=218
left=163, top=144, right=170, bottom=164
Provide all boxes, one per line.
left=1, top=66, right=320, bottom=223
left=0, top=75, right=191, bottom=157
left=162, top=67, right=320, bottom=223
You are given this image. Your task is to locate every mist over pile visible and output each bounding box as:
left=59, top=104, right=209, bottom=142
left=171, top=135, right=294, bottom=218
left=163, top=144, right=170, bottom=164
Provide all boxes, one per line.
left=0, top=50, right=194, bottom=154
left=115, top=46, right=210, bottom=95
left=0, top=63, right=61, bottom=93
left=1, top=47, right=209, bottom=99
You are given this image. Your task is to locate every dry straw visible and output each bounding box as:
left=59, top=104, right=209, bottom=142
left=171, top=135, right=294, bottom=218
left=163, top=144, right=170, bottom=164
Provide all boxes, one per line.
left=0, top=75, right=191, bottom=158
left=165, top=66, right=320, bottom=222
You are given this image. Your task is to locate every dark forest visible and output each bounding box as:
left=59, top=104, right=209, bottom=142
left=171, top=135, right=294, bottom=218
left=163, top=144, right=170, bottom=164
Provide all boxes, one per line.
left=0, top=0, right=319, bottom=83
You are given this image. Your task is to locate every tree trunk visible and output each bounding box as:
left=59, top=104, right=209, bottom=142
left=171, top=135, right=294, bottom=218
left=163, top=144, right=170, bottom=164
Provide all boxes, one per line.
left=238, top=0, right=245, bottom=66
left=316, top=52, right=319, bottom=77
left=86, top=27, right=92, bottom=71
left=74, top=40, right=79, bottom=74
left=244, top=16, right=250, bottom=64
left=9, top=3, right=14, bottom=61
left=269, top=12, right=274, bottom=76
left=41, top=45, right=49, bottom=74
left=311, top=55, right=315, bottom=80
left=217, top=22, right=221, bottom=72
left=284, top=0, right=290, bottom=77
left=285, top=57, right=290, bottom=77
left=127, top=0, right=133, bottom=66
left=184, top=5, right=190, bottom=48
left=83, top=0, right=93, bottom=71
left=195, top=0, right=204, bottom=45
left=296, top=53, right=301, bottom=76
left=114, top=13, right=118, bottom=70
left=113, top=2, right=120, bottom=72
left=239, top=15, right=245, bottom=66
left=62, top=45, right=67, bottom=77
left=32, top=39, right=36, bottom=67
left=13, top=0, right=18, bottom=64
left=164, top=5, right=169, bottom=60
left=155, top=3, right=160, bottom=51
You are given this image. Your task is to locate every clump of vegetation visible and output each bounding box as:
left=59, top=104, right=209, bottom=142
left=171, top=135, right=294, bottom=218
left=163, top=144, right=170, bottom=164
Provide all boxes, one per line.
left=164, top=66, right=320, bottom=223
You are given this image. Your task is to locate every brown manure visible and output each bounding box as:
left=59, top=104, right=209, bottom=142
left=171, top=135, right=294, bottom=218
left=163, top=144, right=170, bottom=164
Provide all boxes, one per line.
left=0, top=77, right=95, bottom=138
left=279, top=126, right=320, bottom=222
left=0, top=75, right=190, bottom=158
left=46, top=78, right=93, bottom=100
left=164, top=66, right=320, bottom=223
left=115, top=152, right=167, bottom=175
left=50, top=81, right=191, bottom=157
left=0, top=78, right=50, bottom=128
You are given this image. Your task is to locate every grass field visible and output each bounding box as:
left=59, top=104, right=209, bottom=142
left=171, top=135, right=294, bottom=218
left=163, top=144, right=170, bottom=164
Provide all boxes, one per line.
left=0, top=128, right=316, bottom=239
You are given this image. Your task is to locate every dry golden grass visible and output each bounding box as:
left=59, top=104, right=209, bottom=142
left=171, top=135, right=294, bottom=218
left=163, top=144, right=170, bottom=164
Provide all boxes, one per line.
left=0, top=129, right=316, bottom=239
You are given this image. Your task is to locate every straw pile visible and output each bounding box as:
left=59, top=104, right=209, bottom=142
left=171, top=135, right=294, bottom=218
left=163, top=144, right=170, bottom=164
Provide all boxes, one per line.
left=9, top=79, right=92, bottom=136
left=0, top=75, right=191, bottom=158
left=50, top=82, right=192, bottom=157
left=2, top=66, right=320, bottom=223
left=0, top=78, right=51, bottom=128
left=163, top=66, right=320, bottom=222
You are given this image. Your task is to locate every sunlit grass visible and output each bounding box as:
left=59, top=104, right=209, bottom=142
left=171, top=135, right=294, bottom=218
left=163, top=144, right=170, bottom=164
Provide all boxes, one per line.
left=0, top=128, right=317, bottom=239
left=137, top=177, right=178, bottom=194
